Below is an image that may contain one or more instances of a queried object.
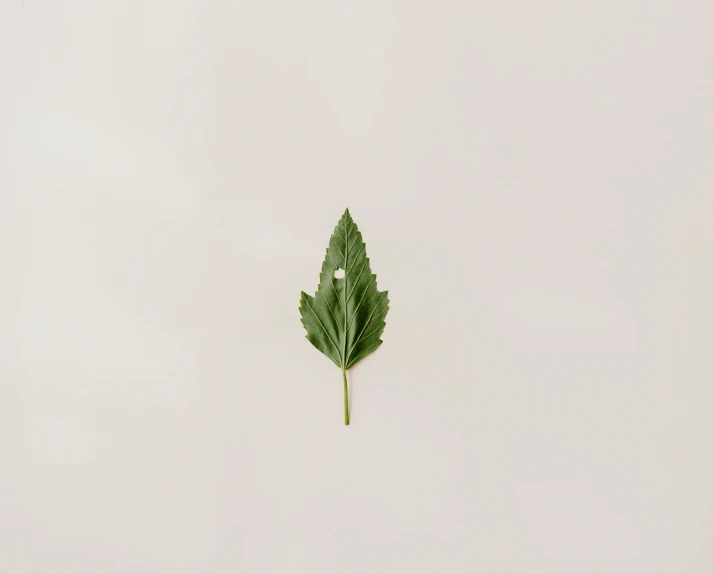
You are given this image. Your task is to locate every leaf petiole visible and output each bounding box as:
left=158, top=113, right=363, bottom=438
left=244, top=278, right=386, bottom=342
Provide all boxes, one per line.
left=342, top=368, right=349, bottom=426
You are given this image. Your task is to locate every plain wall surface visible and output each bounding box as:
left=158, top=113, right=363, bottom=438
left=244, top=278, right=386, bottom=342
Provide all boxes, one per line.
left=2, top=1, right=713, bottom=572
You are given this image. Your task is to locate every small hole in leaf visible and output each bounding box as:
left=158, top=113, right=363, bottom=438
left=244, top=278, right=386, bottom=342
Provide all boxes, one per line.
left=333, top=268, right=345, bottom=279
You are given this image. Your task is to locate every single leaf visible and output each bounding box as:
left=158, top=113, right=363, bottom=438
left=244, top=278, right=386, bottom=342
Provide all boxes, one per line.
left=299, top=208, right=389, bottom=425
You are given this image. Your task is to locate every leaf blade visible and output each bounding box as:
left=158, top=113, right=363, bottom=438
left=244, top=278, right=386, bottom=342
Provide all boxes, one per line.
left=299, top=209, right=388, bottom=371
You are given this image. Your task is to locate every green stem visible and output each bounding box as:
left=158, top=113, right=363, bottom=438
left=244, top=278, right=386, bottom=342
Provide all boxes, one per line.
left=342, top=368, right=349, bottom=425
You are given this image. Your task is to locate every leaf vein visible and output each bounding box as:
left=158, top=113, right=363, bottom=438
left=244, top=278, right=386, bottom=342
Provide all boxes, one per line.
left=345, top=260, right=368, bottom=305
left=347, top=340, right=382, bottom=369
left=347, top=232, right=359, bottom=255
left=346, top=275, right=376, bottom=332
left=346, top=243, right=365, bottom=274
left=352, top=312, right=387, bottom=345
left=345, top=292, right=387, bottom=365
left=303, top=297, right=342, bottom=361
left=324, top=290, right=343, bottom=333
left=331, top=242, right=345, bottom=262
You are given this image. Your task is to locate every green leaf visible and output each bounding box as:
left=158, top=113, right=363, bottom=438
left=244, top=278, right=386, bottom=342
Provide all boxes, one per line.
left=299, top=208, right=389, bottom=425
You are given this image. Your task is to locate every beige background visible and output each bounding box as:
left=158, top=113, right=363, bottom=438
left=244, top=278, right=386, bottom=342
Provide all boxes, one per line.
left=2, top=0, right=713, bottom=572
